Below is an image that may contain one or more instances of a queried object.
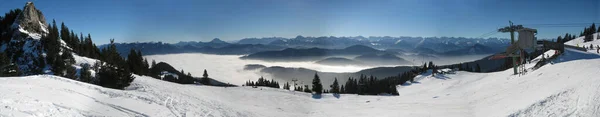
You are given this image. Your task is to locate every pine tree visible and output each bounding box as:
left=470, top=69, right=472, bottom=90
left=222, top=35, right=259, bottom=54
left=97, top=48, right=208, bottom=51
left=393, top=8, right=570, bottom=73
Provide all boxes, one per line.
left=429, top=61, right=436, bottom=76
left=428, top=61, right=434, bottom=70
left=311, top=72, right=323, bottom=94
left=80, top=63, right=92, bottom=83
left=43, top=20, right=65, bottom=76
left=65, top=66, right=77, bottom=80
left=330, top=78, right=340, bottom=94
left=0, top=52, right=19, bottom=77
left=303, top=85, right=311, bottom=93
left=283, top=82, right=290, bottom=90
left=475, top=63, right=482, bottom=72
left=151, top=59, right=157, bottom=68
left=591, top=23, right=596, bottom=34
left=126, top=49, right=147, bottom=75
left=143, top=59, right=149, bottom=75
left=97, top=61, right=134, bottom=89
left=368, top=75, right=376, bottom=94
left=358, top=74, right=367, bottom=95
left=60, top=50, right=75, bottom=78
left=201, top=69, right=210, bottom=84
left=564, top=33, right=570, bottom=42
left=340, top=85, right=345, bottom=94
left=96, top=39, right=134, bottom=89
left=345, top=77, right=354, bottom=94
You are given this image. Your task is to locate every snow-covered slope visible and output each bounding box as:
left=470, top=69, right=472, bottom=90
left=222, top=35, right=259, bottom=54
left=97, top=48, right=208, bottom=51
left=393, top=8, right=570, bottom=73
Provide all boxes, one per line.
left=400, top=48, right=600, bottom=116
left=565, top=32, right=600, bottom=49
left=1, top=49, right=600, bottom=116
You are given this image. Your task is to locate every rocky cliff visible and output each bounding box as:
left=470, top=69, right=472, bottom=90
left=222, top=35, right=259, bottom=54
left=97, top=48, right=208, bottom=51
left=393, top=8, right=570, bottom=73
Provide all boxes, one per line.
left=13, top=2, right=48, bottom=35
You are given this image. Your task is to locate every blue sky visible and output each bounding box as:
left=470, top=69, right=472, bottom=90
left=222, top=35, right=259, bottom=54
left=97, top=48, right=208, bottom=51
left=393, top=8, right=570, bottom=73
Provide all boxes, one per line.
left=1, top=0, right=599, bottom=44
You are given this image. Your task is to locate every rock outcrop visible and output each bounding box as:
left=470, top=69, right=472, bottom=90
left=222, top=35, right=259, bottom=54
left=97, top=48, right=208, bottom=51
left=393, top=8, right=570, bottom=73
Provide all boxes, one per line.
left=14, top=2, right=47, bottom=35
left=2, top=2, right=48, bottom=75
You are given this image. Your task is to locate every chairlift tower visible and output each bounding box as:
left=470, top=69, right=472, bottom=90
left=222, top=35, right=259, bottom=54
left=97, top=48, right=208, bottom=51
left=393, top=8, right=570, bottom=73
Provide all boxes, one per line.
left=496, top=21, right=537, bottom=75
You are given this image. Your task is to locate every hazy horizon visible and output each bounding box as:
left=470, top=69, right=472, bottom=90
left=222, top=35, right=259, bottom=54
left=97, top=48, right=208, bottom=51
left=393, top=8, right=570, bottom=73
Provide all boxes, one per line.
left=1, top=0, right=598, bottom=44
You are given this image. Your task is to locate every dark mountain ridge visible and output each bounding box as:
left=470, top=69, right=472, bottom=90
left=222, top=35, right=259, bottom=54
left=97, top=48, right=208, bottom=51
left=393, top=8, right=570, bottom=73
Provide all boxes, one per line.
left=109, top=36, right=509, bottom=57
left=240, top=45, right=388, bottom=61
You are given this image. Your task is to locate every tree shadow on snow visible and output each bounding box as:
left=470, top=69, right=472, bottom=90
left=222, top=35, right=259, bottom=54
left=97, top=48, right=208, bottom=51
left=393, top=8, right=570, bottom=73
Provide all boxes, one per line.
left=552, top=49, right=600, bottom=64
left=433, top=74, right=451, bottom=80
left=333, top=93, right=340, bottom=99
left=312, top=94, right=322, bottom=99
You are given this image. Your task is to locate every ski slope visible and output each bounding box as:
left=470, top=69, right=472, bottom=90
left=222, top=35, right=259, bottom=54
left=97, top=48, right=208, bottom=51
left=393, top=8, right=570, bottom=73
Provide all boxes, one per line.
left=565, top=32, right=600, bottom=53
left=1, top=49, right=600, bottom=116
left=400, top=48, right=600, bottom=116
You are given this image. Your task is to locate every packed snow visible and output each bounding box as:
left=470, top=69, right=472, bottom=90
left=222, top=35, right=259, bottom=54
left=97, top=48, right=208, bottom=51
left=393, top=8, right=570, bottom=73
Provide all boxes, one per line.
left=1, top=48, right=599, bottom=116
left=71, top=54, right=99, bottom=78
left=400, top=48, right=600, bottom=116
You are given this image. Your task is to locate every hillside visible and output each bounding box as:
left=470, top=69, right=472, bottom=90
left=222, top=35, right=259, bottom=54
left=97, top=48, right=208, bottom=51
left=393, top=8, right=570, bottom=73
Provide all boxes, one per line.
left=441, top=43, right=501, bottom=56
left=399, top=48, right=600, bottom=116
left=315, top=57, right=364, bottom=66
left=565, top=32, right=600, bottom=50
left=353, top=53, right=413, bottom=66
left=0, top=2, right=177, bottom=93
left=1, top=48, right=600, bottom=116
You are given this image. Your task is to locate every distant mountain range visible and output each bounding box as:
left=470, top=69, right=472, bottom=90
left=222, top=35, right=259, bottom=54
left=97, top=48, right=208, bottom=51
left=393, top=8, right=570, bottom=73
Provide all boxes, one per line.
left=315, top=53, right=413, bottom=66
left=240, top=45, right=388, bottom=61
left=315, top=57, right=364, bottom=66
left=107, top=36, right=510, bottom=57
left=441, top=44, right=502, bottom=56
left=235, top=36, right=509, bottom=52
left=106, top=38, right=286, bottom=57
left=353, top=53, right=413, bottom=65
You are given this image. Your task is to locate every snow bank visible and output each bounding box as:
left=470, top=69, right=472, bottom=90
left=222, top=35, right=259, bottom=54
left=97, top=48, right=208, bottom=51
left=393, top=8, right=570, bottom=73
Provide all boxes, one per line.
left=72, top=54, right=98, bottom=66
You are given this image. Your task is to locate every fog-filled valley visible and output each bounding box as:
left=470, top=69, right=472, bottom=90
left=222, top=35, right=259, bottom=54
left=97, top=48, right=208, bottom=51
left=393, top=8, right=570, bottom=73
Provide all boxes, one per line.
left=145, top=53, right=489, bottom=87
